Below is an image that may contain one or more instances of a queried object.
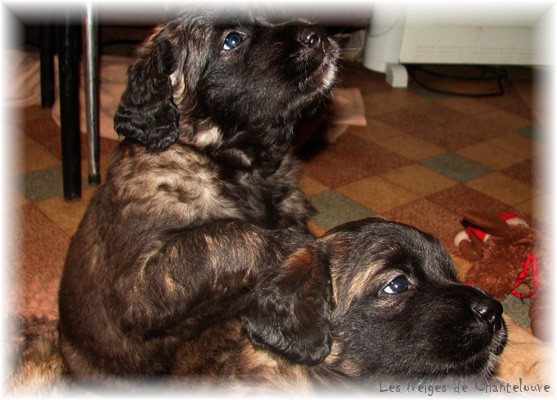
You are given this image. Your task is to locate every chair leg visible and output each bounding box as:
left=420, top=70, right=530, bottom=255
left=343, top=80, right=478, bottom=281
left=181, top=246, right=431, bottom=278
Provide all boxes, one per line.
left=57, top=19, right=82, bottom=201
left=39, top=25, right=55, bottom=108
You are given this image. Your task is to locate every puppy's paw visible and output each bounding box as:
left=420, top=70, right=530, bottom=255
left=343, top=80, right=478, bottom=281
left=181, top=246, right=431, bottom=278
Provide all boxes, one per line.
left=242, top=245, right=333, bottom=365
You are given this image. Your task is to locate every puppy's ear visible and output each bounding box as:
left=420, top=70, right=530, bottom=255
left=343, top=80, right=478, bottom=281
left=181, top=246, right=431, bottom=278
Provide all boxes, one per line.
left=114, top=25, right=182, bottom=151
left=242, top=243, right=334, bottom=365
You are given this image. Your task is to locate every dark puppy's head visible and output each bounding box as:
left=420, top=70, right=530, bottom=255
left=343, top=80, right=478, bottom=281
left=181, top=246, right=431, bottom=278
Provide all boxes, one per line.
left=114, top=9, right=340, bottom=152
left=266, top=218, right=507, bottom=378
left=324, top=218, right=507, bottom=378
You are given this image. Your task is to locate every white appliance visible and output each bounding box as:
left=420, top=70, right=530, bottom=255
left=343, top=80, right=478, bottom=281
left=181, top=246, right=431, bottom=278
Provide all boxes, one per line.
left=363, top=2, right=553, bottom=87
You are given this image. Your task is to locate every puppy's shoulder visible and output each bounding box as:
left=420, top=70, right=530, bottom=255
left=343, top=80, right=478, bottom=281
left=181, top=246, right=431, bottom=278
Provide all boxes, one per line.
left=97, top=140, right=240, bottom=223
left=107, top=140, right=212, bottom=178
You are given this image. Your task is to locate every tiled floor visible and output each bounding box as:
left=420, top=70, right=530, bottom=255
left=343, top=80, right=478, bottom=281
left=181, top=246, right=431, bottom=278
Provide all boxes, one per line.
left=7, top=59, right=545, bottom=329
left=301, top=63, right=542, bottom=246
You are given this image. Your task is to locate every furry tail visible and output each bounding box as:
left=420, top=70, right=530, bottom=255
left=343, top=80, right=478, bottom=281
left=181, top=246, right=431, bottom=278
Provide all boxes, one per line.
left=6, top=316, right=69, bottom=395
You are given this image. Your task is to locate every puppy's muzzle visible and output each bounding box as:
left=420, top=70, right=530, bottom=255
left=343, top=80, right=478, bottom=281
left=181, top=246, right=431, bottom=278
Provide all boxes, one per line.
left=473, top=298, right=503, bottom=333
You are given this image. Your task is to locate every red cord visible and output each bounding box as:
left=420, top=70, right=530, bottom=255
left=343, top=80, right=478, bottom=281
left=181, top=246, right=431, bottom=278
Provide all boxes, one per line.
left=511, top=254, right=538, bottom=299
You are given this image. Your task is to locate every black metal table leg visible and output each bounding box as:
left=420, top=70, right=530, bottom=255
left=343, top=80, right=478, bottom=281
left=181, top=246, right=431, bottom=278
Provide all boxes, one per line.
left=57, top=18, right=82, bottom=200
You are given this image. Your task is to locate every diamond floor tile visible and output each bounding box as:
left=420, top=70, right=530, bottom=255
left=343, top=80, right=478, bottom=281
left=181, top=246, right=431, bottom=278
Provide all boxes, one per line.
left=420, top=152, right=492, bottom=183
left=309, top=190, right=375, bottom=231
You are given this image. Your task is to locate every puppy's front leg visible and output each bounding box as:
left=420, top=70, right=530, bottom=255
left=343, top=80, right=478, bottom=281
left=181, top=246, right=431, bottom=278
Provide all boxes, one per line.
left=112, top=221, right=306, bottom=336
left=166, top=223, right=335, bottom=366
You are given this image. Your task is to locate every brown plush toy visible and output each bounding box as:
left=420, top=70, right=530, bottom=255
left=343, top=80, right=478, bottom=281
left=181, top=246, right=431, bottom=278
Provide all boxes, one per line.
left=454, top=211, right=549, bottom=341
left=454, top=211, right=534, bottom=299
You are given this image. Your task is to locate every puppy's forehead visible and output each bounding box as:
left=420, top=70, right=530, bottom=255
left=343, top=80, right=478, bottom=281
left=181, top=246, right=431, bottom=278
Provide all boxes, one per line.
left=328, top=220, right=456, bottom=281
left=361, top=224, right=454, bottom=275
left=183, top=7, right=315, bottom=27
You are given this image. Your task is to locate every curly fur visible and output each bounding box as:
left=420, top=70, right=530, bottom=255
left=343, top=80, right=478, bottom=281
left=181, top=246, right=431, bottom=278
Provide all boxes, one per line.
left=57, top=10, right=340, bottom=382
left=172, top=218, right=508, bottom=392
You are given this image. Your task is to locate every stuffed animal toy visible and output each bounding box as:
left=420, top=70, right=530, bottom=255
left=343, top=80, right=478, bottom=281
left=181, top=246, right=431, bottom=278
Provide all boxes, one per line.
left=454, top=211, right=549, bottom=340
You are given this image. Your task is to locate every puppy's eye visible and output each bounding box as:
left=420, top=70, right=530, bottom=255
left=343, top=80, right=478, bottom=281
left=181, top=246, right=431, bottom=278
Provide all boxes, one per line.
left=383, top=276, right=408, bottom=295
left=223, top=32, right=243, bottom=51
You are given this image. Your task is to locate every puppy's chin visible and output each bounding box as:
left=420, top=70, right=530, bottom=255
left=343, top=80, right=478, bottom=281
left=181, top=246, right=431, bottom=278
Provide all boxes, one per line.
left=418, top=324, right=507, bottom=379
left=450, top=315, right=508, bottom=378
left=294, top=35, right=339, bottom=97
left=295, top=52, right=338, bottom=115
left=288, top=31, right=340, bottom=116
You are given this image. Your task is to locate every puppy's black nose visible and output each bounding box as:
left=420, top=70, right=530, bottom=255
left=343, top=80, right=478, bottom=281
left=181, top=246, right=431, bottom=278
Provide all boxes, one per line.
left=300, top=27, right=322, bottom=47
left=473, top=298, right=503, bottom=332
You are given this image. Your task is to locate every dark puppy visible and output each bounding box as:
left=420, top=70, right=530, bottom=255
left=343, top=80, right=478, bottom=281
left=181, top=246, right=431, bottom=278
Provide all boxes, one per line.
left=58, top=10, right=340, bottom=380
left=173, top=218, right=508, bottom=390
